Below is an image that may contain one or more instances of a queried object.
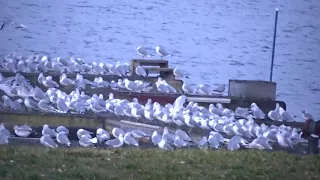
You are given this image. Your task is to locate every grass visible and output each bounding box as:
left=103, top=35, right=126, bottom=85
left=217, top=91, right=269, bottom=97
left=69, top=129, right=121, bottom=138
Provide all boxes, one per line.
left=0, top=146, right=319, bottom=180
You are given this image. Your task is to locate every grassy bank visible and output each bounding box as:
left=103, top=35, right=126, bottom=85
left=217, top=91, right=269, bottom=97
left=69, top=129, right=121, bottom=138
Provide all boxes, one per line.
left=0, top=146, right=319, bottom=180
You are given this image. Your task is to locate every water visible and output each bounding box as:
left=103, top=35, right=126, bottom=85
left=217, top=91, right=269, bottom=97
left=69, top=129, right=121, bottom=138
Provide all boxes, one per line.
left=0, top=0, right=319, bottom=120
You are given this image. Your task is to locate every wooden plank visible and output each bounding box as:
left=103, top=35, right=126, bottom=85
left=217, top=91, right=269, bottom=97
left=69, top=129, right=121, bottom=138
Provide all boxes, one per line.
left=131, top=59, right=168, bottom=67
left=228, top=80, right=277, bottom=100
left=186, top=97, right=231, bottom=103
left=120, top=120, right=160, bottom=129
left=144, top=67, right=174, bottom=73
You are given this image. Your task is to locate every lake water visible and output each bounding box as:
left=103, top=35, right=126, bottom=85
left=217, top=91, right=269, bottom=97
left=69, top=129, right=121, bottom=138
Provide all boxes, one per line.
left=0, top=0, right=319, bottom=120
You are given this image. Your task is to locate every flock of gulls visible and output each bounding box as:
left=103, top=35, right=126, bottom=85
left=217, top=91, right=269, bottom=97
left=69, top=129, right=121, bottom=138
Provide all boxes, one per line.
left=0, top=122, right=312, bottom=151
left=0, top=50, right=317, bottom=152
left=0, top=52, right=225, bottom=95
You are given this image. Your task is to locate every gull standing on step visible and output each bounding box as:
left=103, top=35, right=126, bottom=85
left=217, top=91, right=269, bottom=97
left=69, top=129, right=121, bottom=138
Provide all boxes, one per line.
left=105, top=134, right=124, bottom=148
left=279, top=106, right=295, bottom=122
left=173, top=68, right=189, bottom=79
left=250, top=103, right=266, bottom=119
left=267, top=103, right=282, bottom=121
left=175, top=129, right=192, bottom=142
left=42, top=124, right=57, bottom=137
left=77, top=129, right=94, bottom=139
left=59, top=73, right=75, bottom=86
left=198, top=136, right=209, bottom=149
left=155, top=77, right=169, bottom=93
left=197, top=84, right=212, bottom=95
left=213, top=84, right=226, bottom=94
left=182, top=82, right=197, bottom=94
left=96, top=128, right=110, bottom=143
left=136, top=46, right=151, bottom=58
left=135, top=66, right=148, bottom=77
left=79, top=135, right=98, bottom=147
left=40, top=135, right=58, bottom=148
left=156, top=46, right=171, bottom=59
left=56, top=131, right=71, bottom=146
left=56, top=126, right=69, bottom=135
left=124, top=132, right=139, bottom=147
left=112, top=127, right=125, bottom=138
left=13, top=125, right=32, bottom=137
left=152, top=131, right=162, bottom=145
left=0, top=123, right=11, bottom=138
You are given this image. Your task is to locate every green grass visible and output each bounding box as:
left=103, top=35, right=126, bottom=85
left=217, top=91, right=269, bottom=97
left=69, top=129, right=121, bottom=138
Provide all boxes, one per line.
left=0, top=146, right=319, bottom=180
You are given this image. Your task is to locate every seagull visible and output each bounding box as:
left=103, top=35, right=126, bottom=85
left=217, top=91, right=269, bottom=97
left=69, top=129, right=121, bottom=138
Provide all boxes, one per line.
left=135, top=66, right=148, bottom=77
left=43, top=76, right=59, bottom=88
left=24, top=97, right=40, bottom=111
left=13, top=125, right=32, bottom=137
left=227, top=136, right=245, bottom=151
left=123, top=78, right=138, bottom=92
left=42, top=124, right=57, bottom=137
left=182, top=82, right=197, bottom=94
left=0, top=133, right=8, bottom=144
left=96, top=128, right=110, bottom=143
left=0, top=123, right=11, bottom=138
left=173, top=68, right=189, bottom=79
left=79, top=135, right=98, bottom=147
left=175, top=129, right=192, bottom=142
left=56, top=126, right=69, bottom=135
left=77, top=129, right=94, bottom=139
left=158, top=137, right=174, bottom=150
left=156, top=46, right=171, bottom=59
left=112, top=127, right=125, bottom=138
left=173, top=136, right=187, bottom=148
left=105, top=134, right=124, bottom=148
left=279, top=107, right=295, bottom=122
left=56, top=132, right=71, bottom=146
left=59, top=73, right=75, bottom=86
left=267, top=103, right=282, bottom=121
left=197, top=84, right=212, bottom=95
left=15, top=24, right=27, bottom=31
left=136, top=46, right=151, bottom=58
left=131, top=129, right=148, bottom=139
left=162, top=127, right=176, bottom=143
left=0, top=23, right=5, bottom=30
left=2, top=95, right=14, bottom=109
left=56, top=98, right=69, bottom=113
left=250, top=103, right=266, bottom=119
left=124, top=132, right=139, bottom=147
left=38, top=99, right=57, bottom=112
left=276, top=131, right=293, bottom=149
left=152, top=131, right=162, bottom=145
left=155, top=78, right=170, bottom=93
left=40, top=135, right=58, bottom=148
left=208, top=134, right=221, bottom=149
left=248, top=136, right=273, bottom=150
left=213, top=84, right=226, bottom=94
left=197, top=136, right=208, bottom=149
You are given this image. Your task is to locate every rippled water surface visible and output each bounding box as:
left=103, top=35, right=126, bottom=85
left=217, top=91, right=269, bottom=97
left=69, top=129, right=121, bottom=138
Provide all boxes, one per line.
left=0, top=0, right=319, bottom=120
